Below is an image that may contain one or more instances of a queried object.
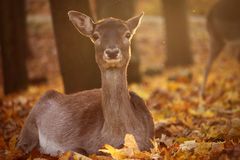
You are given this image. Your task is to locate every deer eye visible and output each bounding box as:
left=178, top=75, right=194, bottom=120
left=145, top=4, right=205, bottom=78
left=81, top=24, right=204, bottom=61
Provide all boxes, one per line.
left=92, top=33, right=99, bottom=41
left=125, top=32, right=131, bottom=39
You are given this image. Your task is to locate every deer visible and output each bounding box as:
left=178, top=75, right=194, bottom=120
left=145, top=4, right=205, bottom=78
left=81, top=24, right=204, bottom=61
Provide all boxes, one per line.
left=201, top=0, right=240, bottom=96
left=16, top=11, right=154, bottom=156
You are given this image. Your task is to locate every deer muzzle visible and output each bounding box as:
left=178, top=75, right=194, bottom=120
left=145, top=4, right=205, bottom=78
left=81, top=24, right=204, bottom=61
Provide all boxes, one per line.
left=103, top=48, right=122, bottom=62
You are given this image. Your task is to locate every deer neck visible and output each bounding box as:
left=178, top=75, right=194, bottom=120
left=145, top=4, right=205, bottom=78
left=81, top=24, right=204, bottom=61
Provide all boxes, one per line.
left=101, top=68, right=135, bottom=132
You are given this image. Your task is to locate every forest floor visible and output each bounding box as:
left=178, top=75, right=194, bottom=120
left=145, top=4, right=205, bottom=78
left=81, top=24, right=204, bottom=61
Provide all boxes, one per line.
left=0, top=53, right=240, bottom=160
left=1, top=11, right=240, bottom=160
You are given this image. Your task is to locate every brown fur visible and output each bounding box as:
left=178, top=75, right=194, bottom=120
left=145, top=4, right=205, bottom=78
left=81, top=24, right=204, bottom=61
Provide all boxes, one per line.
left=17, top=11, right=154, bottom=156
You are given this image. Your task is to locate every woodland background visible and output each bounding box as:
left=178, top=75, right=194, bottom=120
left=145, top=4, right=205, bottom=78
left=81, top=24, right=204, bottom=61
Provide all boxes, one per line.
left=0, top=0, right=240, bottom=159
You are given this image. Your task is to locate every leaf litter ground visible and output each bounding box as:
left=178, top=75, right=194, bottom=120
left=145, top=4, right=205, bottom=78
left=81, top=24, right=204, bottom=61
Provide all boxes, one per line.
left=0, top=53, right=240, bottom=160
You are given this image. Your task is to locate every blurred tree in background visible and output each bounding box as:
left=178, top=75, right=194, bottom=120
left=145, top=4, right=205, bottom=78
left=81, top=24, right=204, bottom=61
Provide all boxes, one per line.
left=162, top=0, right=192, bottom=66
left=50, top=0, right=101, bottom=94
left=188, top=0, right=217, bottom=15
left=0, top=0, right=29, bottom=94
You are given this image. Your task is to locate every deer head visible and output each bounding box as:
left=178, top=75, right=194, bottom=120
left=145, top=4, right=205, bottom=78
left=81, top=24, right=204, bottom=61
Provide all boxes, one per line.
left=68, top=11, right=143, bottom=72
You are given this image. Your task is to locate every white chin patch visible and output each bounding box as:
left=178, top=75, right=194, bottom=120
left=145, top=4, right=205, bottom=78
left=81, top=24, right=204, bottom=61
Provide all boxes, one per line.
left=105, top=59, right=121, bottom=63
left=105, top=59, right=122, bottom=67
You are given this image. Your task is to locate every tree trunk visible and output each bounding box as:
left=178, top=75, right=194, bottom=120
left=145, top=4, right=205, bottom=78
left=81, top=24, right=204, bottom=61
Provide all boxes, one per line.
left=50, top=0, right=101, bottom=94
left=96, top=0, right=141, bottom=83
left=162, top=0, right=192, bottom=66
left=0, top=0, right=29, bottom=95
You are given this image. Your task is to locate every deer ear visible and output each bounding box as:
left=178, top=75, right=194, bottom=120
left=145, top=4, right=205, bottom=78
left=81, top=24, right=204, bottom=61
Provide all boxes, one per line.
left=126, top=12, right=144, bottom=34
left=68, top=11, right=94, bottom=37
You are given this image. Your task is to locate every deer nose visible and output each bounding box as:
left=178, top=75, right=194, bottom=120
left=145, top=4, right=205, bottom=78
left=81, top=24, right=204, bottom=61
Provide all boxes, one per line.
left=104, top=48, right=120, bottom=59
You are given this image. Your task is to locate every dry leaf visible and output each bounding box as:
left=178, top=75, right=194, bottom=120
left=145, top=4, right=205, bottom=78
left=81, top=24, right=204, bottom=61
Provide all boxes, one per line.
left=179, top=140, right=198, bottom=151
left=59, top=151, right=92, bottom=160
left=123, top=134, right=139, bottom=150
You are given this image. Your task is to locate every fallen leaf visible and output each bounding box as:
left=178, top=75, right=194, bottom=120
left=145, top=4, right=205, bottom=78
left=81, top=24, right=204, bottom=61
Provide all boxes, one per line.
left=123, top=134, right=139, bottom=150
left=179, top=140, right=198, bottom=151
left=59, top=151, right=92, bottom=160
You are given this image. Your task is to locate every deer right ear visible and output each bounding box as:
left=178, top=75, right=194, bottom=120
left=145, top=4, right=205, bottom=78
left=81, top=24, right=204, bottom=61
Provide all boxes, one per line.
left=126, top=12, right=144, bottom=34
left=68, top=11, right=94, bottom=37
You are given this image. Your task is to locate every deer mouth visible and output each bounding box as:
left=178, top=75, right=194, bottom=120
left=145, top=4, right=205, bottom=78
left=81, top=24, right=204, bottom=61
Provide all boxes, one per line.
left=104, top=58, right=121, bottom=63
left=103, top=57, right=123, bottom=68
left=104, top=59, right=122, bottom=68
left=103, top=53, right=122, bottom=64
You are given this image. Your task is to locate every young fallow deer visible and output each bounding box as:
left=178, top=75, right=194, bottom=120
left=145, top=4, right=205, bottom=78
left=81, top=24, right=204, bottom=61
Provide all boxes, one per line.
left=201, top=0, right=240, bottom=96
left=17, top=11, right=154, bottom=156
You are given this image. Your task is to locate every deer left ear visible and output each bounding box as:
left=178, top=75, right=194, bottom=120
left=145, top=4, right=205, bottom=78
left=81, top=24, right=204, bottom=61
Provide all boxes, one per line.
left=126, top=12, right=144, bottom=34
left=68, top=10, right=94, bottom=37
